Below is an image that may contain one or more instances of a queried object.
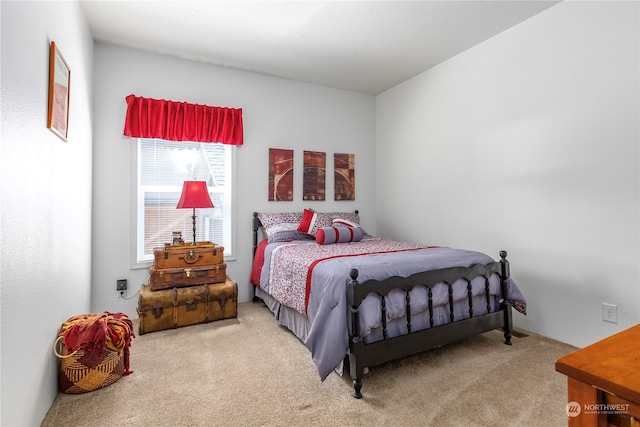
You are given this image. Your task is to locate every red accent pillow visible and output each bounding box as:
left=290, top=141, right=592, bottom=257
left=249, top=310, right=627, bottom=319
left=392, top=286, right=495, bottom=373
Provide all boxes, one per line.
left=297, top=209, right=332, bottom=236
left=297, top=209, right=316, bottom=233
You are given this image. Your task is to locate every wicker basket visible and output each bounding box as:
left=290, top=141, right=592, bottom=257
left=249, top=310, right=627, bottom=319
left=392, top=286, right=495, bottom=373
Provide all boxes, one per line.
left=54, top=335, right=126, bottom=394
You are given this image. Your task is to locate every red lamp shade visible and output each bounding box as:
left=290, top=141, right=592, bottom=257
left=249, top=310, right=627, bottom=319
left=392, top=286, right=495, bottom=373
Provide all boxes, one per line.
left=176, top=181, right=214, bottom=209
left=176, top=181, right=214, bottom=245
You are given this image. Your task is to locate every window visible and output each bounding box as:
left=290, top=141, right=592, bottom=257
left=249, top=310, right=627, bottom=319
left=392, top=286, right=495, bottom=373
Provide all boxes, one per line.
left=132, top=138, right=234, bottom=266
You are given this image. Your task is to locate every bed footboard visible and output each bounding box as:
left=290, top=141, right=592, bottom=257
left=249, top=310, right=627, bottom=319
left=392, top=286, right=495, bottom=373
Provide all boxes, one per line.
left=346, top=251, right=513, bottom=399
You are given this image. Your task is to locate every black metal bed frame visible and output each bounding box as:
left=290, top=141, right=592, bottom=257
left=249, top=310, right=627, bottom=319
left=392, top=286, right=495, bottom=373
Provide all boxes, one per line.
left=252, top=212, right=513, bottom=398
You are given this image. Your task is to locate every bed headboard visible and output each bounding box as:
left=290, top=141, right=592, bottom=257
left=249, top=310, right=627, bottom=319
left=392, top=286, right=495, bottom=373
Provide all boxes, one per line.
left=252, top=212, right=261, bottom=256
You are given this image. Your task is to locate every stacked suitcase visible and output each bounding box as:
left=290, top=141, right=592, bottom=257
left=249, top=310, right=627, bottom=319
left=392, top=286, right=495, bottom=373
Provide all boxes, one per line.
left=137, top=242, right=237, bottom=335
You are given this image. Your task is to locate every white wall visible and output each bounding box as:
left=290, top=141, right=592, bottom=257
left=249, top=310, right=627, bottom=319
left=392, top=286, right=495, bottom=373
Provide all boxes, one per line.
left=0, top=1, right=94, bottom=425
left=2, top=1, right=636, bottom=423
left=91, top=43, right=376, bottom=318
left=376, top=1, right=639, bottom=348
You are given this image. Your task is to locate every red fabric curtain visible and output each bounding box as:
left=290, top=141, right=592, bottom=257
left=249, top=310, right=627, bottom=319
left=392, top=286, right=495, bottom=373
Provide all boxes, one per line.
left=123, top=94, right=243, bottom=145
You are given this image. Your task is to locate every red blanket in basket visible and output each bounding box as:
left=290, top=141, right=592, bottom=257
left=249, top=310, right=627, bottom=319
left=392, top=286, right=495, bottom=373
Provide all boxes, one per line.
left=59, top=312, right=135, bottom=375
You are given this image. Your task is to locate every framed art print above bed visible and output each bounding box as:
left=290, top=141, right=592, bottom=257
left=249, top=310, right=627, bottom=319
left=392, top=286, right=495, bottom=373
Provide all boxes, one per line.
left=268, top=148, right=294, bottom=201
left=334, top=153, right=355, bottom=201
left=303, top=151, right=326, bottom=201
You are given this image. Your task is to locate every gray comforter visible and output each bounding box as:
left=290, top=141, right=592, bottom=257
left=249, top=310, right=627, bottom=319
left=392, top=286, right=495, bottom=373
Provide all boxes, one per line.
left=260, top=240, right=527, bottom=381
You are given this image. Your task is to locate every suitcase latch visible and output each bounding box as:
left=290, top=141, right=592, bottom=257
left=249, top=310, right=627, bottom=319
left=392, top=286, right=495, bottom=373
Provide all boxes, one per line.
left=186, top=299, right=198, bottom=311
left=152, top=303, right=164, bottom=319
left=187, top=250, right=195, bottom=260
left=184, top=268, right=192, bottom=278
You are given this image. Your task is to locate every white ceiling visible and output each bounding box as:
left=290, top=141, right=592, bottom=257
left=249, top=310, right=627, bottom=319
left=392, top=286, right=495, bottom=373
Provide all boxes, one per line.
left=80, top=1, right=561, bottom=95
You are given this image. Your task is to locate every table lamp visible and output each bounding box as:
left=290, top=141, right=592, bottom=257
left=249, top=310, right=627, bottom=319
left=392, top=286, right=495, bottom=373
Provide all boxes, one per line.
left=176, top=181, right=214, bottom=245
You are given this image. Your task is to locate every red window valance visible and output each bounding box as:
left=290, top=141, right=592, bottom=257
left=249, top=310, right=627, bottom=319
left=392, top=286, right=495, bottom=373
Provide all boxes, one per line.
left=123, top=94, right=243, bottom=145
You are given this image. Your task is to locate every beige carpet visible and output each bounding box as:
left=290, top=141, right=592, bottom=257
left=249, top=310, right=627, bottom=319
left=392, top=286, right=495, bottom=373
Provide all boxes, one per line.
left=42, top=302, right=576, bottom=427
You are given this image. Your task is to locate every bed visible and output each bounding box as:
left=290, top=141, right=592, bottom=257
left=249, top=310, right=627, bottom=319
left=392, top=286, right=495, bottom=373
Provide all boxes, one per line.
left=250, top=210, right=527, bottom=398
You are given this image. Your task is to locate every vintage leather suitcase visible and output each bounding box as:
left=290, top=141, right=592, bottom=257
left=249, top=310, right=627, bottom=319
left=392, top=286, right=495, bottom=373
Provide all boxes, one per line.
left=137, top=285, right=206, bottom=334
left=153, top=242, right=224, bottom=270
left=137, top=278, right=238, bottom=335
left=148, top=263, right=226, bottom=291
left=208, top=279, right=237, bottom=321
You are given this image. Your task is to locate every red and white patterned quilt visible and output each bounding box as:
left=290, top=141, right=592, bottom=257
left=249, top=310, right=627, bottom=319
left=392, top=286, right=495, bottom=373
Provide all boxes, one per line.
left=268, top=238, right=429, bottom=315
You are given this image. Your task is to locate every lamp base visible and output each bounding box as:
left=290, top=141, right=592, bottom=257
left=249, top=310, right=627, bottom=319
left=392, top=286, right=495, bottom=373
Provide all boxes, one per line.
left=189, top=208, right=195, bottom=245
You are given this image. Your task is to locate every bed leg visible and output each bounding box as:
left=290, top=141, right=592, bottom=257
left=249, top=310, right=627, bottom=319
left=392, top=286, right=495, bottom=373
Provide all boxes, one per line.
left=353, top=378, right=363, bottom=399
left=499, top=251, right=513, bottom=346
left=502, top=303, right=513, bottom=345
left=251, top=284, right=262, bottom=302
left=347, top=269, right=364, bottom=399
left=501, top=300, right=513, bottom=345
left=503, top=328, right=512, bottom=345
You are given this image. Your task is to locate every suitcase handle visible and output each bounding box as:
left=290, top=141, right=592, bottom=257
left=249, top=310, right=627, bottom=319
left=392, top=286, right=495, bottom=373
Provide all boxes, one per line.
left=179, top=250, right=203, bottom=264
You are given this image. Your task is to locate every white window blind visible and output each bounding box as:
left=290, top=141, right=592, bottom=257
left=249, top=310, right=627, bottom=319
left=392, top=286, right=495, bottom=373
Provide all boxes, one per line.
left=133, top=138, right=233, bottom=265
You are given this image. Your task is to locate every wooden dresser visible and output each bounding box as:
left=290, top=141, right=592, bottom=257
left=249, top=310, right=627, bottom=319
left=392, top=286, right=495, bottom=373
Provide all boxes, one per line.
left=555, top=324, right=640, bottom=427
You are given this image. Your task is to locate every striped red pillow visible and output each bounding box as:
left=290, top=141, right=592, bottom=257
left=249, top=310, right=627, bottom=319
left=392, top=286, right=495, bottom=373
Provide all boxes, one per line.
left=315, top=226, right=363, bottom=245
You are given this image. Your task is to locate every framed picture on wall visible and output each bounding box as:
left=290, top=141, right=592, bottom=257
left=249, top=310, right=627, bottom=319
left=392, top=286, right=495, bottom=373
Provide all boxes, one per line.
left=47, top=41, right=71, bottom=141
left=269, top=148, right=294, bottom=201
left=334, top=153, right=355, bottom=200
left=303, top=150, right=326, bottom=201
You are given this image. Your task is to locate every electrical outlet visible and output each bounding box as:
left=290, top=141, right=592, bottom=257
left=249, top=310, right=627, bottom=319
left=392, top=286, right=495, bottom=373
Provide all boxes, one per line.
left=116, top=279, right=128, bottom=291
left=602, top=303, right=617, bottom=323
